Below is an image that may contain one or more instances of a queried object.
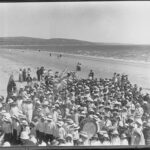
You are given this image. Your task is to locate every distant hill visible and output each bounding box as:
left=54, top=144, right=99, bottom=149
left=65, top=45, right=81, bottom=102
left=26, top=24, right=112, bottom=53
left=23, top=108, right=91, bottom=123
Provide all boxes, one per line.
left=0, top=37, right=103, bottom=46
left=0, top=36, right=146, bottom=46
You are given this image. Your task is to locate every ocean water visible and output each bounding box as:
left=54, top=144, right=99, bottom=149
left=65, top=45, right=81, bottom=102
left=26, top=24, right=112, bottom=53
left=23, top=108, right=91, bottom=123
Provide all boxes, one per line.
left=1, top=44, right=150, bottom=63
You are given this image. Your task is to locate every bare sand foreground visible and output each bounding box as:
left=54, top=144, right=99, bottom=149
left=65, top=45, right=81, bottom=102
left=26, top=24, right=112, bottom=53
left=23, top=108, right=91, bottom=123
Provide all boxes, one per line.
left=0, top=48, right=150, bottom=98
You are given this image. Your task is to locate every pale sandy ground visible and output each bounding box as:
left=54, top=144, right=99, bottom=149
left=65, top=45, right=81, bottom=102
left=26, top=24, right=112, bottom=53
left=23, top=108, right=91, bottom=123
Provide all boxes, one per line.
left=0, top=48, right=150, bottom=98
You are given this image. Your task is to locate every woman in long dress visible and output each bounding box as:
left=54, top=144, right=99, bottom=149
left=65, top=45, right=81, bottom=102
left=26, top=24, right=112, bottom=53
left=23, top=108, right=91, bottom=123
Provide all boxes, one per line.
left=7, top=74, right=16, bottom=98
left=19, top=69, right=23, bottom=82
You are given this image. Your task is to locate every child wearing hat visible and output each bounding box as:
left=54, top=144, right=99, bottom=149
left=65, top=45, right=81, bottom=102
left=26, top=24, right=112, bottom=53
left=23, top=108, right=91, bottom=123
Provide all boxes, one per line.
left=110, top=130, right=121, bottom=145
left=56, top=122, right=66, bottom=140
left=131, top=124, right=145, bottom=145
left=72, top=124, right=80, bottom=146
left=79, top=131, right=90, bottom=146
left=44, top=115, right=55, bottom=145
left=64, top=134, right=74, bottom=146
left=102, top=133, right=111, bottom=146
left=36, top=116, right=46, bottom=144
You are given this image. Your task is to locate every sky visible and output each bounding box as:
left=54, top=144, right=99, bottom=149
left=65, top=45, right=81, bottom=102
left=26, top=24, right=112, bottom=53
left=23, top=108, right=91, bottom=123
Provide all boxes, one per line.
left=0, top=2, right=150, bottom=44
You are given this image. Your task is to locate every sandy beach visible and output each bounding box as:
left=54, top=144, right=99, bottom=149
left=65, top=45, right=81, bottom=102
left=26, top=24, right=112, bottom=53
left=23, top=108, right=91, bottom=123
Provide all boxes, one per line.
left=0, top=48, right=150, bottom=98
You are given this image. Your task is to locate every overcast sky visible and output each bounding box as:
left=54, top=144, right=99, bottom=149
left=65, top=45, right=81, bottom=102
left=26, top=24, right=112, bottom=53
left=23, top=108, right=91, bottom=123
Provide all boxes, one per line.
left=0, top=2, right=150, bottom=44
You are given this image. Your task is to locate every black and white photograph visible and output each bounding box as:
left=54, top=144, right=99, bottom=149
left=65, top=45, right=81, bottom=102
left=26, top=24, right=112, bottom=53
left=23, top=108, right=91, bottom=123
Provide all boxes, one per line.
left=0, top=1, right=150, bottom=148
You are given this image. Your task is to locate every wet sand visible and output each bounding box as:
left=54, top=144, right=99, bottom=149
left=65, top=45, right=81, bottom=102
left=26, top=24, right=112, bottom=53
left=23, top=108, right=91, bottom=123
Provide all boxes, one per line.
left=0, top=48, right=150, bottom=98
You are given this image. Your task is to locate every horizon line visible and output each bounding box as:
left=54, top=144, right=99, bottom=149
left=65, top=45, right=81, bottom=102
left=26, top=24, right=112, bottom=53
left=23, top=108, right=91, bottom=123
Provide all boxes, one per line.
left=0, top=36, right=150, bottom=45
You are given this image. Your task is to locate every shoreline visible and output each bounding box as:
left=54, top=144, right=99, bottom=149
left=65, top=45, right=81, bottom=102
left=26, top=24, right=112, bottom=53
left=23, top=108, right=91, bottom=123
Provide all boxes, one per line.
left=1, top=47, right=150, bottom=66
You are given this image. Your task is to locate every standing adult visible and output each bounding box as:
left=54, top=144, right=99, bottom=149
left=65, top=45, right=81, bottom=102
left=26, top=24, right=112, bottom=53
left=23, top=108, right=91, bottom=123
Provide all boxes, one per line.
left=36, top=67, right=41, bottom=81
left=88, top=70, right=94, bottom=80
left=19, top=69, right=23, bottom=82
left=23, top=69, right=27, bottom=82
left=26, top=74, right=32, bottom=86
left=143, top=122, right=150, bottom=145
left=7, top=74, right=16, bottom=98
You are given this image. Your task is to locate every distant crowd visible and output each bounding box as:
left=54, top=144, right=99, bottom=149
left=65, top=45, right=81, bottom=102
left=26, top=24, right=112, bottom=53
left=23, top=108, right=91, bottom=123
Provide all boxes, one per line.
left=0, top=65, right=150, bottom=147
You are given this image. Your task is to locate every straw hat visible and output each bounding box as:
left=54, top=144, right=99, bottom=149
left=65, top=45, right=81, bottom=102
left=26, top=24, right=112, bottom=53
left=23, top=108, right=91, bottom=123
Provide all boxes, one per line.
left=3, top=142, right=11, bottom=147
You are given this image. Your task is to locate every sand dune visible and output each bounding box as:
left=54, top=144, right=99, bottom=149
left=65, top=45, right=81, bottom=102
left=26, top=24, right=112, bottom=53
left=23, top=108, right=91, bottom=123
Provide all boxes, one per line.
left=0, top=48, right=150, bottom=98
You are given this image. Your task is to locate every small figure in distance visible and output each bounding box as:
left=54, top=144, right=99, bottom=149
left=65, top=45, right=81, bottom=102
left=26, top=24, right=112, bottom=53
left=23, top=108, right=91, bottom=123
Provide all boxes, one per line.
left=76, top=62, right=81, bottom=71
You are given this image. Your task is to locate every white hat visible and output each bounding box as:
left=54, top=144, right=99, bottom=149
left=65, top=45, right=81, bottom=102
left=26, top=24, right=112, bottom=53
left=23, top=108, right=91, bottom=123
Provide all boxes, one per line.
left=38, top=141, right=47, bottom=146
left=20, top=131, right=29, bottom=140
left=112, top=130, right=119, bottom=135
left=3, top=142, right=11, bottom=147
left=8, top=98, right=14, bottom=104
left=21, top=120, right=28, bottom=126
left=136, top=119, right=143, bottom=125
left=30, top=135, right=37, bottom=144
